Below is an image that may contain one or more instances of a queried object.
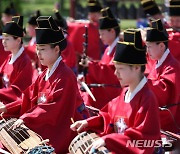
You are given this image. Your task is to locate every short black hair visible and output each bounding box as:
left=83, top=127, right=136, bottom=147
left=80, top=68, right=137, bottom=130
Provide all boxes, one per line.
left=50, top=39, right=67, bottom=52
left=129, top=65, right=146, bottom=73
left=13, top=36, right=23, bottom=44
left=114, top=26, right=121, bottom=37
left=156, top=41, right=168, bottom=50
left=141, top=65, right=146, bottom=73
left=108, top=26, right=120, bottom=37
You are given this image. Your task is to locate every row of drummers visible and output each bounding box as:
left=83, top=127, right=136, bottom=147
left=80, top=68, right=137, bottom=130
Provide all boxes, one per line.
left=0, top=1, right=179, bottom=154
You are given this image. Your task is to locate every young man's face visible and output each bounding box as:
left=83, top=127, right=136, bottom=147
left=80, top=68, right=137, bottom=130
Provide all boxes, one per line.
left=146, top=42, right=163, bottom=60
left=2, top=34, right=19, bottom=51
left=99, top=29, right=116, bottom=45
left=114, top=63, right=137, bottom=87
left=169, top=16, right=180, bottom=30
left=36, top=44, right=59, bottom=68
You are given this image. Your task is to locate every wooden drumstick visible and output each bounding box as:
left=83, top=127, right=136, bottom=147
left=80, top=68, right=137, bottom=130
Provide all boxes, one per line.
left=70, top=118, right=75, bottom=124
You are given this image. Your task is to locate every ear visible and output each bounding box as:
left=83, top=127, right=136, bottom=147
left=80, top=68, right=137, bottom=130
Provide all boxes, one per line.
left=134, top=65, right=141, bottom=72
left=110, top=28, right=115, bottom=34
left=159, top=42, right=166, bottom=51
left=17, top=37, right=21, bottom=44
left=54, top=45, right=60, bottom=55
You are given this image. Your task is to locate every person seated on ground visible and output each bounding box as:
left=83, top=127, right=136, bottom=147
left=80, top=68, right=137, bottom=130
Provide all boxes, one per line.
left=0, top=16, right=88, bottom=153
left=79, top=7, right=121, bottom=110
left=146, top=19, right=180, bottom=133
left=0, top=16, right=33, bottom=104
left=71, top=29, right=160, bottom=154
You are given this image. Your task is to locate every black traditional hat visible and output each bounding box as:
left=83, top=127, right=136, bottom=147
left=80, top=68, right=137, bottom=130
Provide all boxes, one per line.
left=146, top=19, right=168, bottom=42
left=114, top=29, right=146, bottom=65
left=99, top=7, right=119, bottom=30
left=3, top=3, right=17, bottom=16
left=141, top=0, right=161, bottom=16
left=54, top=9, right=68, bottom=30
left=87, top=0, right=102, bottom=13
left=123, top=29, right=145, bottom=49
left=35, top=16, right=67, bottom=50
left=2, top=16, right=23, bottom=37
left=28, top=10, right=41, bottom=26
left=169, top=0, right=180, bottom=16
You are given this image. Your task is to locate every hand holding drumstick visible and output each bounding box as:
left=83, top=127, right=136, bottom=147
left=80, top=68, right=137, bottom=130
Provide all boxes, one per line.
left=70, top=118, right=88, bottom=133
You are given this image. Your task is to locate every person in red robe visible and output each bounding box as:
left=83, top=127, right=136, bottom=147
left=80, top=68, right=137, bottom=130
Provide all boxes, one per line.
left=25, top=10, right=42, bottom=82
left=146, top=19, right=180, bottom=133
left=167, top=0, right=180, bottom=134
left=67, top=0, right=103, bottom=61
left=79, top=7, right=121, bottom=109
left=0, top=16, right=87, bottom=153
left=0, top=34, right=10, bottom=67
left=25, top=10, right=41, bottom=65
left=54, top=9, right=77, bottom=73
left=0, top=16, right=33, bottom=104
left=0, top=3, right=16, bottom=67
left=167, top=0, right=180, bottom=64
left=71, top=29, right=160, bottom=154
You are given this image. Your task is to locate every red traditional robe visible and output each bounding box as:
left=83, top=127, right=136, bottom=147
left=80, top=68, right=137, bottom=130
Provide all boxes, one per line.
left=61, top=40, right=77, bottom=71
left=67, top=21, right=102, bottom=60
left=145, top=54, right=156, bottom=75
left=168, top=30, right=180, bottom=63
left=5, top=60, right=86, bottom=153
left=86, top=81, right=160, bottom=154
left=0, top=48, right=33, bottom=104
left=0, top=37, right=10, bottom=67
left=25, top=37, right=37, bottom=63
left=147, top=50, right=180, bottom=133
left=82, top=45, right=121, bottom=109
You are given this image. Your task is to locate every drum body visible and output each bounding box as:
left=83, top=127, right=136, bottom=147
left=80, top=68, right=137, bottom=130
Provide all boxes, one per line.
left=69, top=131, right=111, bottom=154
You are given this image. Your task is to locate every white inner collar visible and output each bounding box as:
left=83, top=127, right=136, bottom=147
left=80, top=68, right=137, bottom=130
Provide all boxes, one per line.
left=45, top=56, right=62, bottom=81
left=9, top=46, right=24, bottom=64
left=107, top=37, right=119, bottom=55
left=125, top=76, right=147, bottom=103
left=156, top=48, right=170, bottom=69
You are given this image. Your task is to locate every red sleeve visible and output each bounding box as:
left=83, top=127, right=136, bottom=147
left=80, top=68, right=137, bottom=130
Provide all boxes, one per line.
left=4, top=83, right=36, bottom=118
left=4, top=98, right=22, bottom=118
left=148, top=66, right=178, bottom=107
left=86, top=102, right=112, bottom=134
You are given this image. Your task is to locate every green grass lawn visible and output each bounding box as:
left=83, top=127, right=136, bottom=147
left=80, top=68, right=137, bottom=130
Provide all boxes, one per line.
left=121, top=20, right=136, bottom=30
